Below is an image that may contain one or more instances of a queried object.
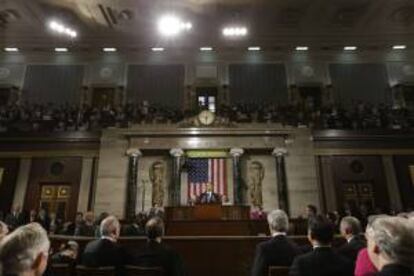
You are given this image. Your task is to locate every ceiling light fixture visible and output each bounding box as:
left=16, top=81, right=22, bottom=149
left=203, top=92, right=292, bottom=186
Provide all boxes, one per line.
left=344, top=46, right=357, bottom=51
left=296, top=46, right=309, bottom=51
left=55, top=47, right=68, bottom=52
left=248, top=46, right=261, bottom=51
left=157, top=15, right=192, bottom=37
left=222, top=27, right=248, bottom=37
left=200, top=47, right=213, bottom=51
left=103, top=47, right=117, bottom=52
left=152, top=47, right=165, bottom=52
left=48, top=20, right=77, bottom=38
left=393, top=45, right=406, bottom=50
left=4, top=47, right=19, bottom=52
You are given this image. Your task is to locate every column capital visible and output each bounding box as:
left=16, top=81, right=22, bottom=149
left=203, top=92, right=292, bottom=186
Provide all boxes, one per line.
left=272, top=147, right=288, bottom=157
left=230, top=148, right=244, bottom=157
left=126, top=148, right=142, bottom=157
left=170, top=148, right=184, bottom=157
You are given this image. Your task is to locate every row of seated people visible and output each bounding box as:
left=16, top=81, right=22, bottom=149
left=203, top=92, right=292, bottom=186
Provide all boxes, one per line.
left=1, top=205, right=164, bottom=237
left=0, top=209, right=414, bottom=276
left=0, top=101, right=413, bottom=132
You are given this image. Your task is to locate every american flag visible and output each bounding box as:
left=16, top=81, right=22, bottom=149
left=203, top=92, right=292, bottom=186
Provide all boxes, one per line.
left=187, top=158, right=227, bottom=199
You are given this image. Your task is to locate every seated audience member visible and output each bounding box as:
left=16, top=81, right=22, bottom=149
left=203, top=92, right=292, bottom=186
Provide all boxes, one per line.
left=290, top=217, right=353, bottom=276
left=337, top=216, right=366, bottom=264
left=51, top=240, right=79, bottom=265
left=0, top=221, right=9, bottom=241
left=122, top=215, right=145, bottom=237
left=37, top=209, right=50, bottom=232
left=0, top=223, right=50, bottom=276
left=251, top=209, right=301, bottom=276
left=306, top=204, right=318, bottom=225
left=129, top=217, right=186, bottom=276
left=81, top=216, right=124, bottom=273
left=250, top=205, right=266, bottom=220
left=75, top=211, right=96, bottom=236
left=366, top=216, right=414, bottom=276
left=354, top=215, right=385, bottom=276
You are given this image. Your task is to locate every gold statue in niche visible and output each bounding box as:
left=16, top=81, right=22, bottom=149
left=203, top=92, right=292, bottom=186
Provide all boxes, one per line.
left=248, top=161, right=265, bottom=207
left=150, top=161, right=165, bottom=207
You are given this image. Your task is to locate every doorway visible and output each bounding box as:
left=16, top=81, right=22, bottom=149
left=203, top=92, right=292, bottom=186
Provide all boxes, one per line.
left=39, top=184, right=72, bottom=221
left=91, top=87, right=116, bottom=107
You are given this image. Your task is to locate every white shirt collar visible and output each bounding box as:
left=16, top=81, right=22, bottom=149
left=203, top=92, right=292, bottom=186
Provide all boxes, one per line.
left=101, top=235, right=117, bottom=243
left=272, top=232, right=287, bottom=237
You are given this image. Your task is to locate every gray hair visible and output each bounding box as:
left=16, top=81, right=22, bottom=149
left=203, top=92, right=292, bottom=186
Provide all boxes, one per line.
left=340, top=216, right=361, bottom=235
left=0, top=223, right=50, bottom=275
left=367, top=216, right=414, bottom=267
left=267, top=209, right=289, bottom=233
left=100, top=215, right=120, bottom=237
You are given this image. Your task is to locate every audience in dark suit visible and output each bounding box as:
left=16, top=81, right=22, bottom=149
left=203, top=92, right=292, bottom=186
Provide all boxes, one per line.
left=251, top=209, right=301, bottom=276
left=365, top=216, right=414, bottom=276
left=128, top=217, right=186, bottom=276
left=337, top=216, right=366, bottom=265
left=289, top=216, right=353, bottom=276
left=75, top=211, right=96, bottom=237
left=51, top=240, right=79, bottom=265
left=81, top=216, right=125, bottom=275
left=4, top=205, right=26, bottom=230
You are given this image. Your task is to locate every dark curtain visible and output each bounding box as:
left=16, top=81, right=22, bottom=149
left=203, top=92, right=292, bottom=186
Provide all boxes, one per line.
left=127, top=64, right=184, bottom=108
left=329, top=64, right=390, bottom=105
left=23, top=65, right=84, bottom=105
left=229, top=64, right=288, bottom=104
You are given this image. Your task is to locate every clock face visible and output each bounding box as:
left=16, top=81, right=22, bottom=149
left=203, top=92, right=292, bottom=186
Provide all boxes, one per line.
left=198, top=110, right=216, bottom=125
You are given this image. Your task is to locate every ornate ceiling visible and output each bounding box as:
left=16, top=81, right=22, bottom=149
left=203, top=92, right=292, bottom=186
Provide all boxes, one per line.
left=1, top=0, right=414, bottom=51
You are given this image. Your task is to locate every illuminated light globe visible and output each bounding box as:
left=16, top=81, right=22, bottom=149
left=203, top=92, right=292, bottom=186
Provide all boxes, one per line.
left=158, top=15, right=182, bottom=36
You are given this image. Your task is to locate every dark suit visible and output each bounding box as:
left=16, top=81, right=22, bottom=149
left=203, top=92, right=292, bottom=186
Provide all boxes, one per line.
left=81, top=238, right=125, bottom=275
left=5, top=212, right=26, bottom=230
left=129, top=240, right=186, bottom=276
left=251, top=234, right=301, bottom=276
left=377, top=264, right=413, bottom=276
left=198, top=192, right=221, bottom=204
left=289, top=247, right=353, bottom=276
left=337, top=235, right=366, bottom=264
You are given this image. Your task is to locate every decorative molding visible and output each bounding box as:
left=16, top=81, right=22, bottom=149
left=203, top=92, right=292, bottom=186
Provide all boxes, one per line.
left=170, top=148, right=184, bottom=157
left=229, top=148, right=244, bottom=157
left=272, top=147, right=288, bottom=156
left=126, top=148, right=142, bottom=157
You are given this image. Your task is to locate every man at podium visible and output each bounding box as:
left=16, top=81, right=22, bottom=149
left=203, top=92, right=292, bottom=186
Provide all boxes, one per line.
left=197, top=183, right=221, bottom=204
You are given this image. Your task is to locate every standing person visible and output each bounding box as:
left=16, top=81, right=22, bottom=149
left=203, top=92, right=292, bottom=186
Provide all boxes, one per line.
left=0, top=223, right=50, bottom=276
left=365, top=216, right=414, bottom=276
left=197, top=183, right=221, bottom=204
left=5, top=205, right=25, bottom=230
left=251, top=209, right=301, bottom=276
left=128, top=217, right=186, bottom=276
left=290, top=217, right=353, bottom=276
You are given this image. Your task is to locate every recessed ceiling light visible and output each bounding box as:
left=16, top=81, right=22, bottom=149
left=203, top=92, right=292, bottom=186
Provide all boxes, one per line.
left=49, top=20, right=77, bottom=38
left=296, top=46, right=309, bottom=51
left=152, top=47, right=165, bottom=52
left=222, top=27, right=248, bottom=37
left=55, top=47, right=68, bottom=52
left=157, top=15, right=192, bottom=37
left=393, top=45, right=406, bottom=50
left=344, top=46, right=357, bottom=51
left=4, top=47, right=19, bottom=52
left=200, top=47, right=213, bottom=51
left=103, top=47, right=117, bottom=52
left=248, top=46, right=261, bottom=51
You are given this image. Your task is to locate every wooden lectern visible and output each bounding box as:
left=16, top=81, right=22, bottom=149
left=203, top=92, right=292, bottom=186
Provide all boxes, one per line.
left=193, top=204, right=222, bottom=220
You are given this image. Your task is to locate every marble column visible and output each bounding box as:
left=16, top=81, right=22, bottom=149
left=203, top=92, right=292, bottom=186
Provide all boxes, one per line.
left=230, top=148, right=244, bottom=205
left=170, top=148, right=184, bottom=206
left=272, top=147, right=289, bottom=214
left=125, top=148, right=142, bottom=220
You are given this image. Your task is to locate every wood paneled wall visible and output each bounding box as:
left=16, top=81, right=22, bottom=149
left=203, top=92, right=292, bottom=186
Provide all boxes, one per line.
left=0, top=158, right=20, bottom=214
left=393, top=155, right=414, bottom=209
left=24, top=157, right=82, bottom=221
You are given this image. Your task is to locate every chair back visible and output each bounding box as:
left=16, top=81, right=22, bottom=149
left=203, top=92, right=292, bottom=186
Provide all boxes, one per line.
left=268, top=266, right=289, bottom=276
left=76, top=265, right=116, bottom=276
left=125, top=265, right=164, bottom=276
left=49, top=263, right=73, bottom=276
